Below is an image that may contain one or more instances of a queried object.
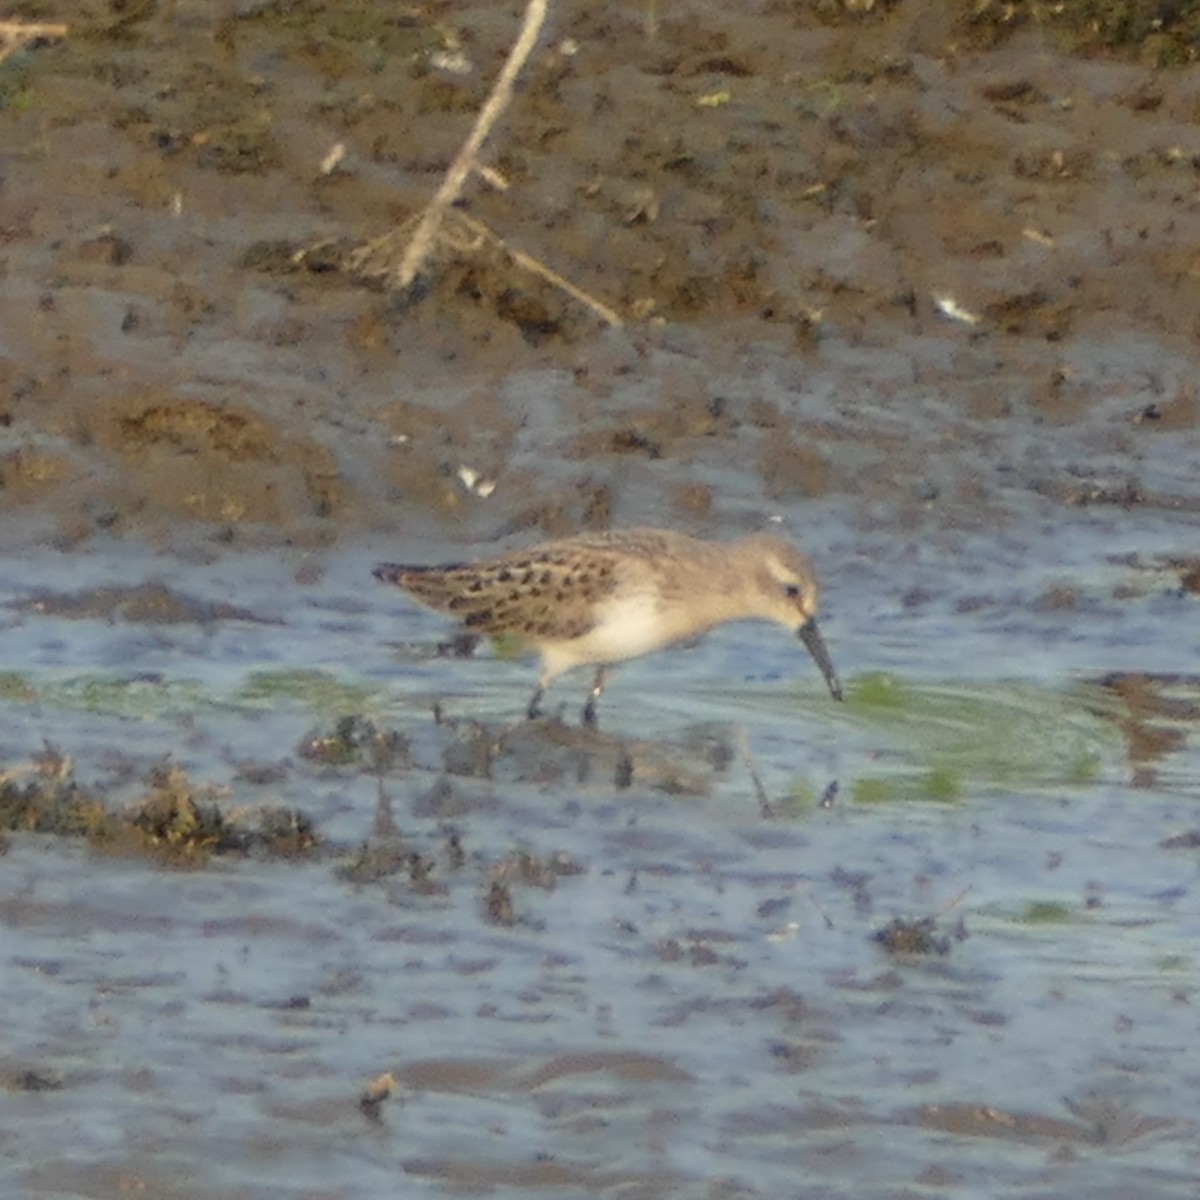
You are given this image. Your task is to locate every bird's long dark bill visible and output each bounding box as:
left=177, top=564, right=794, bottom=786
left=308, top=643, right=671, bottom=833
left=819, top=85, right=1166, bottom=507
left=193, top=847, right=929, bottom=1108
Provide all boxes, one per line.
left=798, top=618, right=843, bottom=702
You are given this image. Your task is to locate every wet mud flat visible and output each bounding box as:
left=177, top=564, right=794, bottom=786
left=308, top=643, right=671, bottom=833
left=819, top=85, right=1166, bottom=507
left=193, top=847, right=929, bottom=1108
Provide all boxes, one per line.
left=2, top=0, right=1200, bottom=1196
left=1, top=0, right=1199, bottom=551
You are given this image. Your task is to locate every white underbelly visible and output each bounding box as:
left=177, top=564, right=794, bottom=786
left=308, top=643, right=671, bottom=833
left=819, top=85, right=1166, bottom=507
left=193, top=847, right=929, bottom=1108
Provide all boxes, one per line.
left=540, top=593, right=701, bottom=678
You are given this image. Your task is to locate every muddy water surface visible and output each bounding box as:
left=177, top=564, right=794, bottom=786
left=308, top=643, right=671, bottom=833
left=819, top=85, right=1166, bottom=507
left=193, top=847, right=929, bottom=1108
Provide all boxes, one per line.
left=3, top=1, right=1200, bottom=1197
left=2, top=515, right=1198, bottom=1199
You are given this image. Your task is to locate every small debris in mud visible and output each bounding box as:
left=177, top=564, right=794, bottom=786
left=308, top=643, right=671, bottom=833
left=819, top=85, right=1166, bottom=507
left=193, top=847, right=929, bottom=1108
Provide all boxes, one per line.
left=758, top=434, right=834, bottom=501
left=244, top=807, right=318, bottom=860
left=336, top=838, right=408, bottom=885
left=0, top=448, right=73, bottom=503
left=961, top=0, right=1200, bottom=64
left=459, top=716, right=725, bottom=795
left=671, top=481, right=712, bottom=519
left=614, top=749, right=634, bottom=789
left=1097, top=672, right=1194, bottom=770
left=1105, top=554, right=1200, bottom=597
left=1063, top=1090, right=1182, bottom=1147
left=1130, top=386, right=1198, bottom=429
left=359, top=1071, right=398, bottom=1122
left=412, top=775, right=480, bottom=818
left=444, top=828, right=466, bottom=868
left=116, top=399, right=276, bottom=461
left=918, top=1101, right=1092, bottom=1144
left=874, top=915, right=965, bottom=956
left=240, top=237, right=359, bottom=276
left=758, top=896, right=792, bottom=921
left=9, top=1068, right=64, bottom=1092
left=441, top=723, right=497, bottom=779
left=1031, top=585, right=1079, bottom=611
left=299, top=715, right=410, bottom=770
left=407, top=851, right=442, bottom=893
left=1038, top=475, right=1200, bottom=513
left=234, top=759, right=289, bottom=786
left=655, top=938, right=723, bottom=967
left=13, top=581, right=265, bottom=625
left=610, top=428, right=662, bottom=458
left=484, top=880, right=515, bottom=925
left=767, top=1040, right=817, bottom=1073
left=1160, top=829, right=1200, bottom=850
left=831, top=866, right=873, bottom=914
left=267, top=994, right=311, bottom=1011
left=492, top=848, right=584, bottom=890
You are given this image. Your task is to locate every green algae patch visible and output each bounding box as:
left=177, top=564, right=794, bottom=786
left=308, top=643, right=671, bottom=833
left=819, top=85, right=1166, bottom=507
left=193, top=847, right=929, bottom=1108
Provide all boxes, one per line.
left=2, top=673, right=224, bottom=719
left=0, top=668, right=383, bottom=720
left=1020, top=900, right=1073, bottom=925
left=843, top=675, right=1116, bottom=803
left=55, top=675, right=212, bottom=718
left=921, top=767, right=964, bottom=803
left=781, top=780, right=819, bottom=812
left=1156, top=954, right=1190, bottom=972
left=239, top=670, right=375, bottom=711
left=488, top=632, right=530, bottom=661
left=852, top=777, right=898, bottom=805
left=853, top=673, right=912, bottom=712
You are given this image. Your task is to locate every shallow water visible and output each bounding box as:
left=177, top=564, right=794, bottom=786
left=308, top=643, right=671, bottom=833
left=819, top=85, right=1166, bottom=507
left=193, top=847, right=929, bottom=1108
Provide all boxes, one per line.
left=1, top=509, right=1197, bottom=1200
left=5, top=2, right=1200, bottom=1193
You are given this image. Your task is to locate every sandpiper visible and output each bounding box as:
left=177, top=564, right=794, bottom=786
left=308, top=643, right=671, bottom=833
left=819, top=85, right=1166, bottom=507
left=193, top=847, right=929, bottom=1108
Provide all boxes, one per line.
left=374, top=527, right=843, bottom=726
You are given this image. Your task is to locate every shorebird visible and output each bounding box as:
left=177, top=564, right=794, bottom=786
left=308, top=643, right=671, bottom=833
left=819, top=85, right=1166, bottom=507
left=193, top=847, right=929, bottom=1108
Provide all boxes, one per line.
left=374, top=527, right=843, bottom=727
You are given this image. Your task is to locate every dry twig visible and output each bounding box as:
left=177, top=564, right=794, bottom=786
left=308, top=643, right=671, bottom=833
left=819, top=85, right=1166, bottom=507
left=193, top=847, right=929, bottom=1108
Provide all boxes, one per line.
left=348, top=0, right=624, bottom=329
left=391, top=0, right=546, bottom=290
left=457, top=212, right=624, bottom=327
left=0, top=20, right=68, bottom=65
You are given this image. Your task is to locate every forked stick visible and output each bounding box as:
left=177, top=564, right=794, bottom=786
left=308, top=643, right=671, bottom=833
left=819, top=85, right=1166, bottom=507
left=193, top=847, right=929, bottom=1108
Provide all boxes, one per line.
left=393, top=0, right=547, bottom=289
left=347, top=0, right=623, bottom=327
left=456, top=213, right=624, bottom=328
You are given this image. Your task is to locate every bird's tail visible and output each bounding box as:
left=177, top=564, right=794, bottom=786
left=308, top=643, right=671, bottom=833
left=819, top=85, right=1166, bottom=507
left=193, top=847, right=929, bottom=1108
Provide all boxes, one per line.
left=374, top=562, right=482, bottom=617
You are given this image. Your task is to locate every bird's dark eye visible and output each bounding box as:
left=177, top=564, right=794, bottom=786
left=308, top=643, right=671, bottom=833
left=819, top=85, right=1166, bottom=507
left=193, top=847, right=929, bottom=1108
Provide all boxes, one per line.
left=785, top=584, right=801, bottom=600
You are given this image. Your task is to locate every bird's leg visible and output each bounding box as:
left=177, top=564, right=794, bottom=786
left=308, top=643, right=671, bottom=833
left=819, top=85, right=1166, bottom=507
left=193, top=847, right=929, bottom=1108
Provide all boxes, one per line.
left=582, top=667, right=608, bottom=729
left=526, top=684, right=545, bottom=721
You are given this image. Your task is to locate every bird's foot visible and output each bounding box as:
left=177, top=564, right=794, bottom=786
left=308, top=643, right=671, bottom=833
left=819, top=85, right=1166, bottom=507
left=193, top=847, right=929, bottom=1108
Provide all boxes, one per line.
left=581, top=668, right=607, bottom=729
